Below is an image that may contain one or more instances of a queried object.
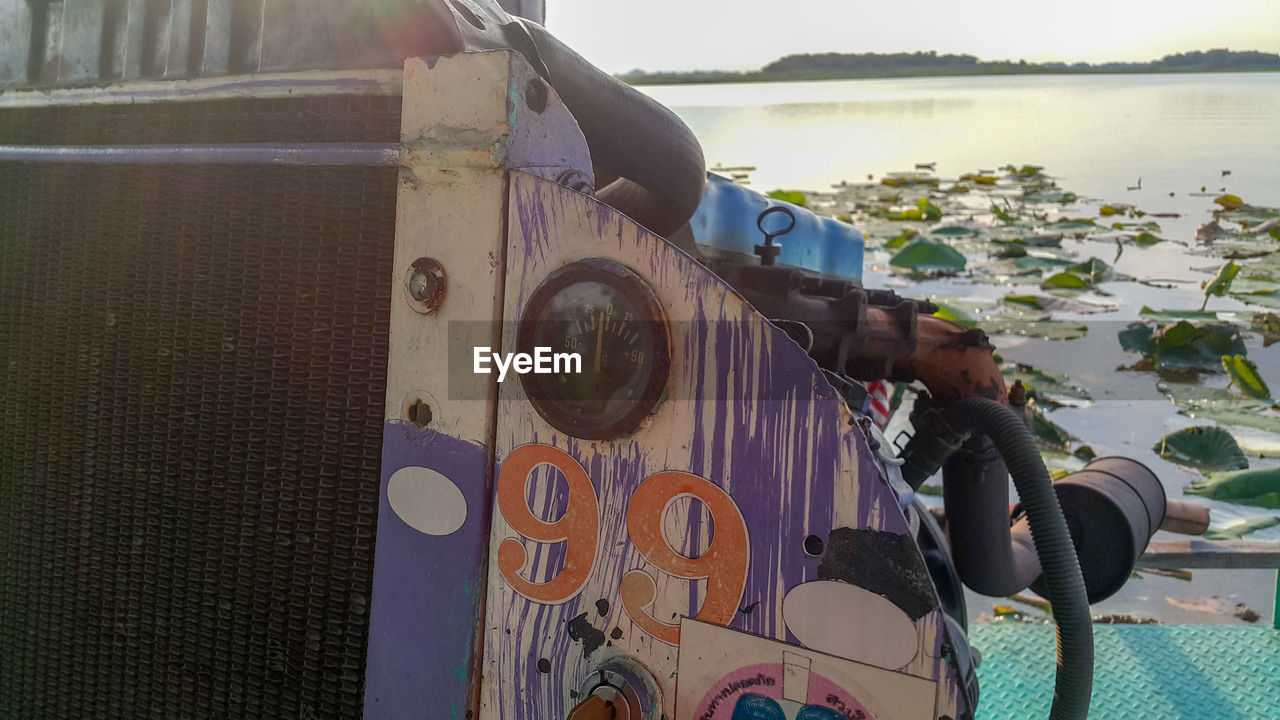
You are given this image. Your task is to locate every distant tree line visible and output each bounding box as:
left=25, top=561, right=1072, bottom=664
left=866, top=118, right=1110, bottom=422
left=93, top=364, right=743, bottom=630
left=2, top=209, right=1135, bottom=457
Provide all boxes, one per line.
left=620, top=48, right=1280, bottom=85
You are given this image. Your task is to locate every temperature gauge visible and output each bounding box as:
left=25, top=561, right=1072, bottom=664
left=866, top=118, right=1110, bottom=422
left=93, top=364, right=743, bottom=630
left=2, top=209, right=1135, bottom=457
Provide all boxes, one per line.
left=517, top=259, right=670, bottom=440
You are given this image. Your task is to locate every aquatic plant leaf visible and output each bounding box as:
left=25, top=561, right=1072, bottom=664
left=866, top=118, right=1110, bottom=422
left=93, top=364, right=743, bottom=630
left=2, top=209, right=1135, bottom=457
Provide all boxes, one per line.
left=1001, top=362, right=1092, bottom=404
left=1067, top=257, right=1112, bottom=283
left=1046, top=218, right=1096, bottom=231
left=888, top=208, right=925, bottom=221
left=1152, top=426, right=1248, bottom=471
left=1214, top=193, right=1244, bottom=210
left=1011, top=255, right=1074, bottom=272
left=1030, top=402, right=1072, bottom=451
left=1019, top=233, right=1064, bottom=247
left=1204, top=516, right=1280, bottom=541
left=1131, top=231, right=1166, bottom=246
left=991, top=204, right=1015, bottom=223
left=1002, top=294, right=1115, bottom=314
left=932, top=302, right=978, bottom=328
left=1042, top=272, right=1089, bottom=289
left=768, top=190, right=807, bottom=206
left=885, top=229, right=918, bottom=249
left=931, top=225, right=978, bottom=237
left=1186, top=467, right=1280, bottom=509
left=1222, top=354, right=1271, bottom=399
left=1139, top=307, right=1220, bottom=323
left=1024, top=190, right=1077, bottom=203
left=1201, top=260, right=1241, bottom=301
left=1118, top=321, right=1246, bottom=371
left=889, top=239, right=966, bottom=271
left=1230, top=290, right=1280, bottom=310
left=1159, top=382, right=1280, bottom=435
left=917, top=197, right=943, bottom=221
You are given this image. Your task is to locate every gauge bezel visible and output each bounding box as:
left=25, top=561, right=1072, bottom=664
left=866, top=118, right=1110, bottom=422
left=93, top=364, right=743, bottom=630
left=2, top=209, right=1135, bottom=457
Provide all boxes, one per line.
left=516, top=258, right=671, bottom=440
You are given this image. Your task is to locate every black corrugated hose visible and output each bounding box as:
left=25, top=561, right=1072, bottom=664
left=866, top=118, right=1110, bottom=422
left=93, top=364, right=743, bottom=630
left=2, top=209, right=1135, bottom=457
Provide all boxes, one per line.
left=944, top=398, right=1093, bottom=720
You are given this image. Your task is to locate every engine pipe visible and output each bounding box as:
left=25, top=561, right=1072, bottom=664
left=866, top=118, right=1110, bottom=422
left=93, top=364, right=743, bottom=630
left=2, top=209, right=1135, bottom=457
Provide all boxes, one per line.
left=940, top=398, right=1093, bottom=720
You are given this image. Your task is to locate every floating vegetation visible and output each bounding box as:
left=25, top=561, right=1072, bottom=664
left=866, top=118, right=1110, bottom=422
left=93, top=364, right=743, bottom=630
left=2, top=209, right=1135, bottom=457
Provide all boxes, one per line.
left=889, top=239, right=966, bottom=272
left=1118, top=321, right=1246, bottom=372
left=1186, top=467, right=1280, bottom=509
left=1001, top=362, right=1092, bottom=407
left=1222, top=354, right=1271, bottom=399
left=1153, top=426, right=1248, bottom=471
left=767, top=189, right=807, bottom=206
left=1204, top=516, right=1280, bottom=541
left=1159, top=382, right=1280, bottom=436
left=782, top=166, right=1280, bottom=553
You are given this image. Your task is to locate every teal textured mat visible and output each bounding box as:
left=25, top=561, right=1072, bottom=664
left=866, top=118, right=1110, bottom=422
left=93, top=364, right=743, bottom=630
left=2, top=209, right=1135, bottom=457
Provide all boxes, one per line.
left=969, top=623, right=1280, bottom=719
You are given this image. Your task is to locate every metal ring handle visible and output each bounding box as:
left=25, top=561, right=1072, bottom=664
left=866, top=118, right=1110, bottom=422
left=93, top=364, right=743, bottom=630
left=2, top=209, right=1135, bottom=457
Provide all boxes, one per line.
left=757, top=205, right=797, bottom=242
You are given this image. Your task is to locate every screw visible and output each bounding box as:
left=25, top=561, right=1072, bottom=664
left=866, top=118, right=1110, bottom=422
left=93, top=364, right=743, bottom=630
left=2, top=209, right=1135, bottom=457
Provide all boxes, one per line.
left=408, top=399, right=433, bottom=427
left=525, top=78, right=548, bottom=114
left=407, top=257, right=446, bottom=313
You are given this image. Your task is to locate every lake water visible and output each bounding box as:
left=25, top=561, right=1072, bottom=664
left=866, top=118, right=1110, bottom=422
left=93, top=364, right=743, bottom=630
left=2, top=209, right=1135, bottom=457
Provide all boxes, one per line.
left=641, top=73, right=1280, bottom=624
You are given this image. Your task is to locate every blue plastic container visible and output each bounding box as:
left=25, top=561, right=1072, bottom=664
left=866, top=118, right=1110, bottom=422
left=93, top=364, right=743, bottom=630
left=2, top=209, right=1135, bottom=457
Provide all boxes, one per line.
left=688, top=173, right=865, bottom=282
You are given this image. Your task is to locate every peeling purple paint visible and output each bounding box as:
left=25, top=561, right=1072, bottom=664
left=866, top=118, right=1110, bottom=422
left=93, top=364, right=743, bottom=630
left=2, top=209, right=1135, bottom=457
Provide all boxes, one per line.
left=484, top=175, right=969, bottom=720
left=363, top=422, right=493, bottom=720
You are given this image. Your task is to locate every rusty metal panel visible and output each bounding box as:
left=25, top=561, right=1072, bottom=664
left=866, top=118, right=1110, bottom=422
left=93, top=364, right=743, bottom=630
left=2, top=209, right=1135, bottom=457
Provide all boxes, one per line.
left=361, top=50, right=593, bottom=720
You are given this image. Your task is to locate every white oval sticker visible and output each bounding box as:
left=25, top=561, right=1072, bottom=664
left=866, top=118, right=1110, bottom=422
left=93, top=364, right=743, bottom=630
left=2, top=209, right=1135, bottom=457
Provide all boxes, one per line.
left=388, top=466, right=468, bottom=536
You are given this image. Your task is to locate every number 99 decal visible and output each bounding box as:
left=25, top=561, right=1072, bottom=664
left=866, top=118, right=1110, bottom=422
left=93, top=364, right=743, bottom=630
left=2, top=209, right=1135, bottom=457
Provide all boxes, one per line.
left=496, top=444, right=750, bottom=646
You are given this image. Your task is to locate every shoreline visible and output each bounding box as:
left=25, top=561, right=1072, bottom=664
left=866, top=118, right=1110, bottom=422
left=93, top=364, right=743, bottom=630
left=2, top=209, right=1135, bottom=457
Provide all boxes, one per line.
left=623, top=67, right=1280, bottom=87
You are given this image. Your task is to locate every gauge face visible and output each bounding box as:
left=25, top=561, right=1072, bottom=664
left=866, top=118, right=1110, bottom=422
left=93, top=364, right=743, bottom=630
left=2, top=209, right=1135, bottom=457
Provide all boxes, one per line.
left=518, top=259, right=670, bottom=440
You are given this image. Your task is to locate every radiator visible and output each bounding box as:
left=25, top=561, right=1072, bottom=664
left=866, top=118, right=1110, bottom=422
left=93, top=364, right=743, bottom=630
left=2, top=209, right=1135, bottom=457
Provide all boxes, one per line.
left=0, top=95, right=401, bottom=719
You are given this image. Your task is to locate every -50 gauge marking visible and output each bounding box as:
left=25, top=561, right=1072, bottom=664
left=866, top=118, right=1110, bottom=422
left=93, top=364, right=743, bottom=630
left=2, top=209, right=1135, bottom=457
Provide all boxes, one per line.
left=517, top=259, right=670, bottom=440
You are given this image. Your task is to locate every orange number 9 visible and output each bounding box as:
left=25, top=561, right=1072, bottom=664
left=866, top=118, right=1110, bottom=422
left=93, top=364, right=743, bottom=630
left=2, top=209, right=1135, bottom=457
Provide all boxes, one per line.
left=496, top=444, right=599, bottom=604
left=620, top=471, right=750, bottom=646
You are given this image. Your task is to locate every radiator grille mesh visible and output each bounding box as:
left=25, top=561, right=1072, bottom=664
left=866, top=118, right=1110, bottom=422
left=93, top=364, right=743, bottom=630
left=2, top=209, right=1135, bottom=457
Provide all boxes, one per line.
left=0, top=97, right=400, bottom=719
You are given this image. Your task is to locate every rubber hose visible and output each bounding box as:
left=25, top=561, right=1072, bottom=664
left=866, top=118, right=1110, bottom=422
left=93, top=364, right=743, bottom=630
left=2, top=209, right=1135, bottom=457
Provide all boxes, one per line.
left=944, top=398, right=1092, bottom=720
left=942, top=435, right=1042, bottom=596
left=516, top=19, right=707, bottom=237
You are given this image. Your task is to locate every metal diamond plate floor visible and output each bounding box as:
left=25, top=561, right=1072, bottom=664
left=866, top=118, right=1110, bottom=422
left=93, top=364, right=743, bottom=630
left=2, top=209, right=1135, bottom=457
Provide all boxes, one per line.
left=969, top=623, right=1280, bottom=719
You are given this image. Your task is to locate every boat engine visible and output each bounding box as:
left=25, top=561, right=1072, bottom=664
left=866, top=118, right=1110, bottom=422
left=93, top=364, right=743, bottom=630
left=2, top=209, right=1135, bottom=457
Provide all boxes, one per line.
left=0, top=2, right=1208, bottom=720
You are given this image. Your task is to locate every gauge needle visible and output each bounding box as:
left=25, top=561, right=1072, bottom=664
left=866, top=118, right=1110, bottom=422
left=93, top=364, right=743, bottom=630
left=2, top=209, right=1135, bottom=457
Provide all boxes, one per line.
left=594, top=311, right=605, bottom=373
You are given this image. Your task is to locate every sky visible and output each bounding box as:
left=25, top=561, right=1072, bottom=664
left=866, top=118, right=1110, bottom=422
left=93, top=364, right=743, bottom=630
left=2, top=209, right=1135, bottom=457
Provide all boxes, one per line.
left=542, top=0, right=1280, bottom=74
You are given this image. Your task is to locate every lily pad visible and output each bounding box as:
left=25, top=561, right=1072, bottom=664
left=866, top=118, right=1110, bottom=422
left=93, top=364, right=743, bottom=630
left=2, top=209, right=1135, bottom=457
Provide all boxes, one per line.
left=1214, top=193, right=1244, bottom=211
left=1011, top=255, right=1075, bottom=272
left=1200, top=261, right=1241, bottom=308
left=1118, top=321, right=1246, bottom=372
left=1042, top=272, right=1090, bottom=290
left=932, top=302, right=978, bottom=328
left=1131, top=231, right=1167, bottom=246
left=1204, top=516, right=1280, bottom=541
left=1030, top=402, right=1073, bottom=451
left=1152, top=426, right=1248, bottom=471
left=917, top=197, right=943, bottom=222
left=768, top=190, right=807, bottom=206
left=1186, top=466, right=1280, bottom=509
left=1159, top=382, right=1280, bottom=435
left=931, top=225, right=979, bottom=237
left=1067, top=258, right=1113, bottom=283
left=1222, top=354, right=1271, bottom=399
left=1139, top=307, right=1221, bottom=323
left=1002, top=294, right=1116, bottom=314
left=1002, top=362, right=1091, bottom=405
left=1046, top=218, right=1097, bottom=231
left=890, top=239, right=966, bottom=272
